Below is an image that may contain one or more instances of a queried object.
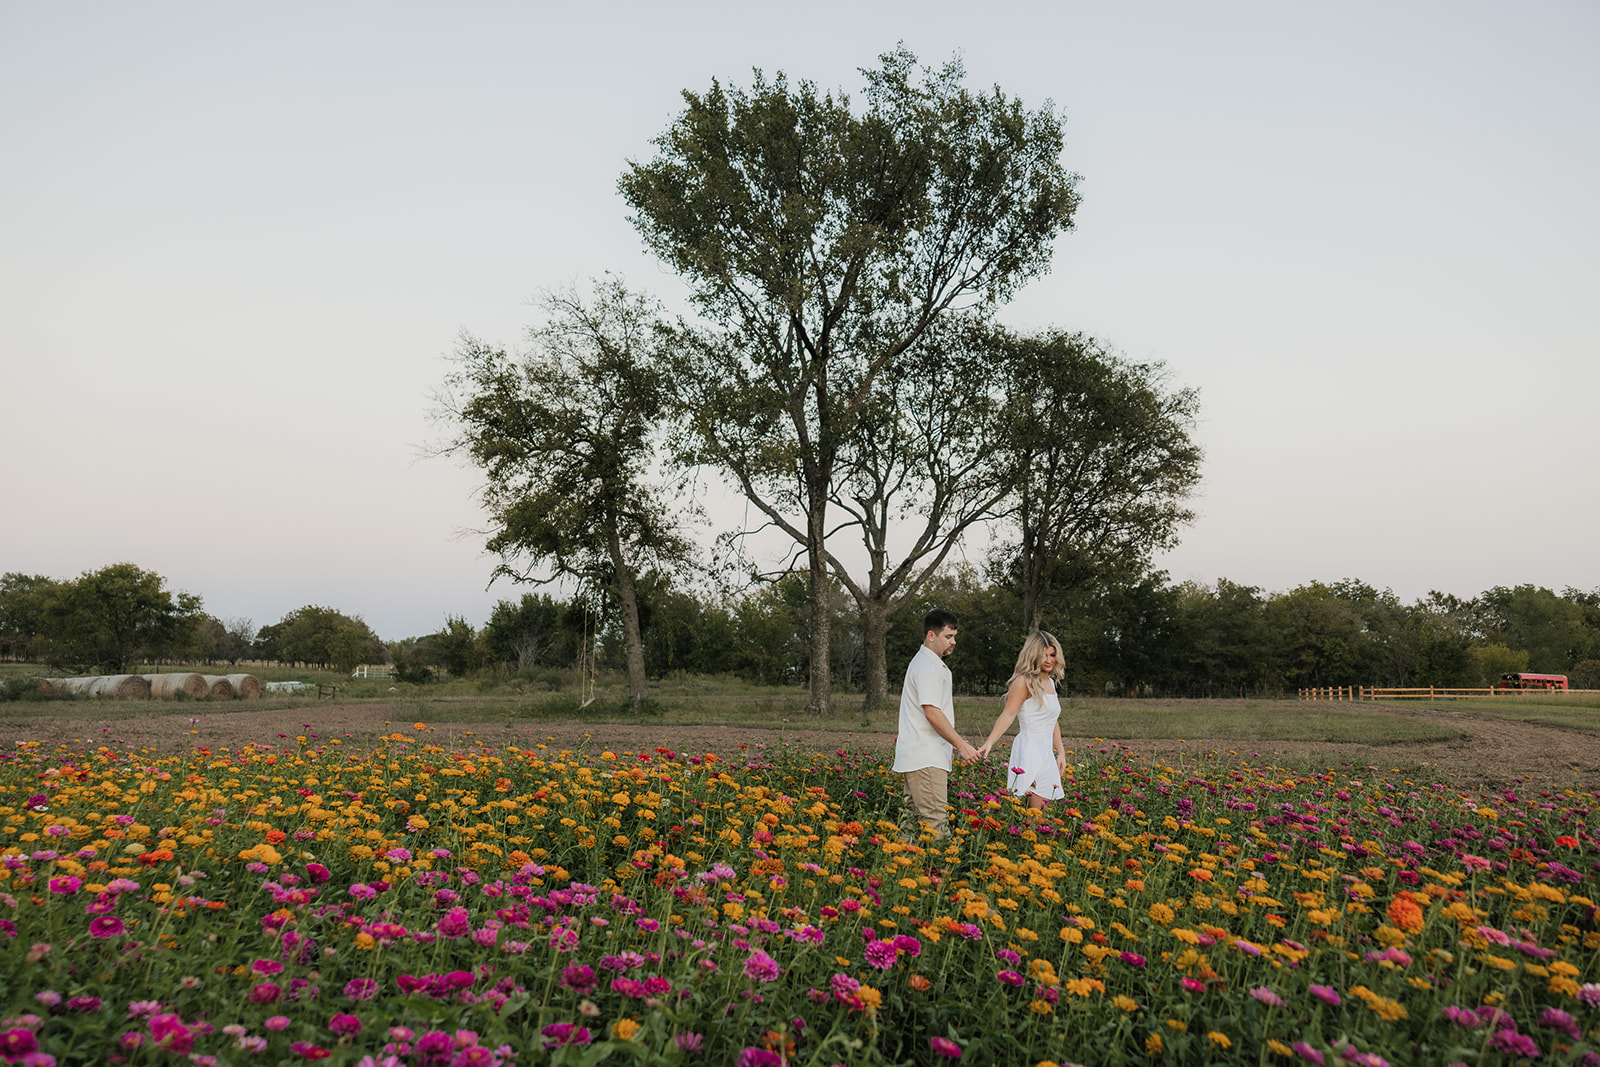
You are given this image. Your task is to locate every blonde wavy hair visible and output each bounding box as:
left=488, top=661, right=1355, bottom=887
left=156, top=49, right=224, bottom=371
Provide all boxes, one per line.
left=1007, top=631, right=1064, bottom=701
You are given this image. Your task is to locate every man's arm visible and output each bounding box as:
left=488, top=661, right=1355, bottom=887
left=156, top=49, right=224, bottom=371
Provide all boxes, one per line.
left=922, top=704, right=978, bottom=761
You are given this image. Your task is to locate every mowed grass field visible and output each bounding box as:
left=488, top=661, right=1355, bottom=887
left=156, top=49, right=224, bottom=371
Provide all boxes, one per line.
left=8, top=661, right=1599, bottom=745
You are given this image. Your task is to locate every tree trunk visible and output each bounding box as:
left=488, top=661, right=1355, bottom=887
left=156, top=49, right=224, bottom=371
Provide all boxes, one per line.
left=859, top=598, right=889, bottom=718
left=607, top=527, right=650, bottom=711
left=805, top=546, right=833, bottom=716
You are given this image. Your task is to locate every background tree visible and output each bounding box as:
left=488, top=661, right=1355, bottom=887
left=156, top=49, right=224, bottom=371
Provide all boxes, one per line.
left=622, top=46, right=1080, bottom=714
left=1477, top=585, right=1599, bottom=675
left=431, top=616, right=482, bottom=679
left=482, top=593, right=574, bottom=674
left=0, top=573, right=58, bottom=662
left=990, top=330, right=1202, bottom=634
left=437, top=279, right=694, bottom=710
left=41, top=563, right=202, bottom=672
left=257, top=606, right=382, bottom=669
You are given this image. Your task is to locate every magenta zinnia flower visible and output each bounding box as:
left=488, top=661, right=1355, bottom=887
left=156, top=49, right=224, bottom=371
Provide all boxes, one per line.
left=864, top=940, right=899, bottom=969
left=540, top=1023, right=592, bottom=1049
left=343, top=978, right=378, bottom=1002
left=1308, top=984, right=1341, bottom=1006
left=742, top=950, right=781, bottom=982
left=89, top=916, right=126, bottom=939
left=327, top=1013, right=362, bottom=1036
left=929, top=1036, right=963, bottom=1059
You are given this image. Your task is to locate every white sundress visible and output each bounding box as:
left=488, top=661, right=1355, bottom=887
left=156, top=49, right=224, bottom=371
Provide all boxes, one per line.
left=1006, top=689, right=1064, bottom=801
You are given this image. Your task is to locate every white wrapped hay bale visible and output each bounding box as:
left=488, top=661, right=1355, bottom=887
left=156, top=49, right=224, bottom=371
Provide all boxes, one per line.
left=144, top=673, right=207, bottom=699
left=44, top=675, right=152, bottom=699
left=225, top=674, right=262, bottom=699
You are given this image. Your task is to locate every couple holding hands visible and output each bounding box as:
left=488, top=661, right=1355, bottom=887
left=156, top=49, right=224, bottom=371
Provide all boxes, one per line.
left=892, top=608, right=1067, bottom=841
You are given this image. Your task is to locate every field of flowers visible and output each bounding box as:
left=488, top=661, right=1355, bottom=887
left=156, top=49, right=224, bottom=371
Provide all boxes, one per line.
left=1, top=725, right=1598, bottom=1066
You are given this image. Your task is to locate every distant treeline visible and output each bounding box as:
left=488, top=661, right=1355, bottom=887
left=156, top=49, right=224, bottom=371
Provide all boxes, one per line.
left=7, top=565, right=1597, bottom=698
left=400, top=570, right=1600, bottom=698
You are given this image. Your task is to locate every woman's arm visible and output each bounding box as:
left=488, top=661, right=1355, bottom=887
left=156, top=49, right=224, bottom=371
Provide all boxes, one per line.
left=1052, top=720, right=1068, bottom=776
left=977, top=678, right=1029, bottom=757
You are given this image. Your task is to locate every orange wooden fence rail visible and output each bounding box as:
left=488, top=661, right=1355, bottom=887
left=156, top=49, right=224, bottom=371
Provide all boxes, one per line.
left=1299, top=686, right=1600, bottom=701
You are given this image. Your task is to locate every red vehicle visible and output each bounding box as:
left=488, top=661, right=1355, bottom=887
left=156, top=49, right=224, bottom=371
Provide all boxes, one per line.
left=1498, top=673, right=1569, bottom=691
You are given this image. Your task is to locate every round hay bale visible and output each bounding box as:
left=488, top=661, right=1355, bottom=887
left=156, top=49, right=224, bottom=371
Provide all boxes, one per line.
left=87, top=675, right=152, bottom=699
left=144, top=673, right=206, bottom=699
left=225, top=673, right=262, bottom=699
left=42, top=677, right=82, bottom=695
left=201, top=675, right=235, bottom=700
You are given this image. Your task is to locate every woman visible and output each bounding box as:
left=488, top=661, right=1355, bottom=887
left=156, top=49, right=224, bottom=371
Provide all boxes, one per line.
left=977, top=631, right=1067, bottom=809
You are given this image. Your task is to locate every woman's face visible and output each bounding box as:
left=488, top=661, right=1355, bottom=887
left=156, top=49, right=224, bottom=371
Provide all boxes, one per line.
left=1039, top=643, right=1058, bottom=674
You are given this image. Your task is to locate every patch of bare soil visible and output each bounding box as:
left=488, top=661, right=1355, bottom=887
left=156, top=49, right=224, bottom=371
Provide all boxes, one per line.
left=2, top=700, right=1596, bottom=794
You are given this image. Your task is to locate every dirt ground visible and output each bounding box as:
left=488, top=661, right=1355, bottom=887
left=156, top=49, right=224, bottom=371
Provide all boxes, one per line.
left=2, top=699, right=1596, bottom=794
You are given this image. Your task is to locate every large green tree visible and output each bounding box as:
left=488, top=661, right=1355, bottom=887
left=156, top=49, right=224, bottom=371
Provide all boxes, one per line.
left=1477, top=585, right=1600, bottom=675
left=437, top=279, right=694, bottom=710
left=621, top=46, right=1080, bottom=714
left=42, top=563, right=203, bottom=672
left=990, top=331, right=1202, bottom=634
left=0, top=573, right=58, bottom=662
left=257, top=606, right=382, bottom=671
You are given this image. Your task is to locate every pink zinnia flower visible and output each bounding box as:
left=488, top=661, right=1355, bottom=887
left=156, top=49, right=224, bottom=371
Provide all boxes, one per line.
left=327, top=1014, right=362, bottom=1036
left=47, top=876, right=81, bottom=895
left=1308, top=984, right=1341, bottom=1006
left=996, top=970, right=1025, bottom=988
left=864, top=941, right=899, bottom=969
left=929, top=1036, right=963, bottom=1059
left=0, top=1029, right=39, bottom=1060
left=540, top=1023, right=592, bottom=1049
left=344, top=979, right=379, bottom=1002
left=89, top=916, right=125, bottom=939
left=1250, top=986, right=1284, bottom=1007
left=743, top=950, right=781, bottom=982
left=436, top=907, right=472, bottom=939
left=148, top=1014, right=194, bottom=1055
left=251, top=959, right=284, bottom=976
left=1179, top=977, right=1206, bottom=992
left=892, top=934, right=922, bottom=957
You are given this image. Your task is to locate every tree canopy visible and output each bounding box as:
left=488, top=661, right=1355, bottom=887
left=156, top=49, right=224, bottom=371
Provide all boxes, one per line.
left=436, top=279, right=695, bottom=709
left=621, top=46, right=1081, bottom=713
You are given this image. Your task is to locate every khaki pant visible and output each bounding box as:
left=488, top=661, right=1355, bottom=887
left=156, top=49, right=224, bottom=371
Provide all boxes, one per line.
left=902, top=766, right=951, bottom=840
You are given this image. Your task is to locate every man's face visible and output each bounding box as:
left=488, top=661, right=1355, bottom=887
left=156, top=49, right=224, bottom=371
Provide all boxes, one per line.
left=925, top=625, right=958, bottom=658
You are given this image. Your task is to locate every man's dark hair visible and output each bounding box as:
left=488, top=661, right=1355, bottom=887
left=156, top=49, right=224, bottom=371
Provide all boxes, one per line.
left=923, top=608, right=958, bottom=635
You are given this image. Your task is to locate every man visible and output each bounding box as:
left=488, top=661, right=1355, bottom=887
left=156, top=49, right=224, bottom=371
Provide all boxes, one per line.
left=893, top=607, right=978, bottom=840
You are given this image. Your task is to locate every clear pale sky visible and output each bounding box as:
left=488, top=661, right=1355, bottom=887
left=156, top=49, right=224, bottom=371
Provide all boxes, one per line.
left=2, top=2, right=1595, bottom=641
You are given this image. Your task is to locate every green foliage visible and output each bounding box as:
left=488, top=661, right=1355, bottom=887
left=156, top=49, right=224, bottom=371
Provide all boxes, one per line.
left=0, top=572, right=58, bottom=661
left=1478, top=584, right=1600, bottom=673
left=257, top=605, right=383, bottom=669
left=38, top=562, right=203, bottom=673
left=622, top=46, right=1080, bottom=714
left=0, top=674, right=67, bottom=702
left=482, top=593, right=580, bottom=672
left=439, top=279, right=695, bottom=709
left=987, top=330, right=1202, bottom=634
